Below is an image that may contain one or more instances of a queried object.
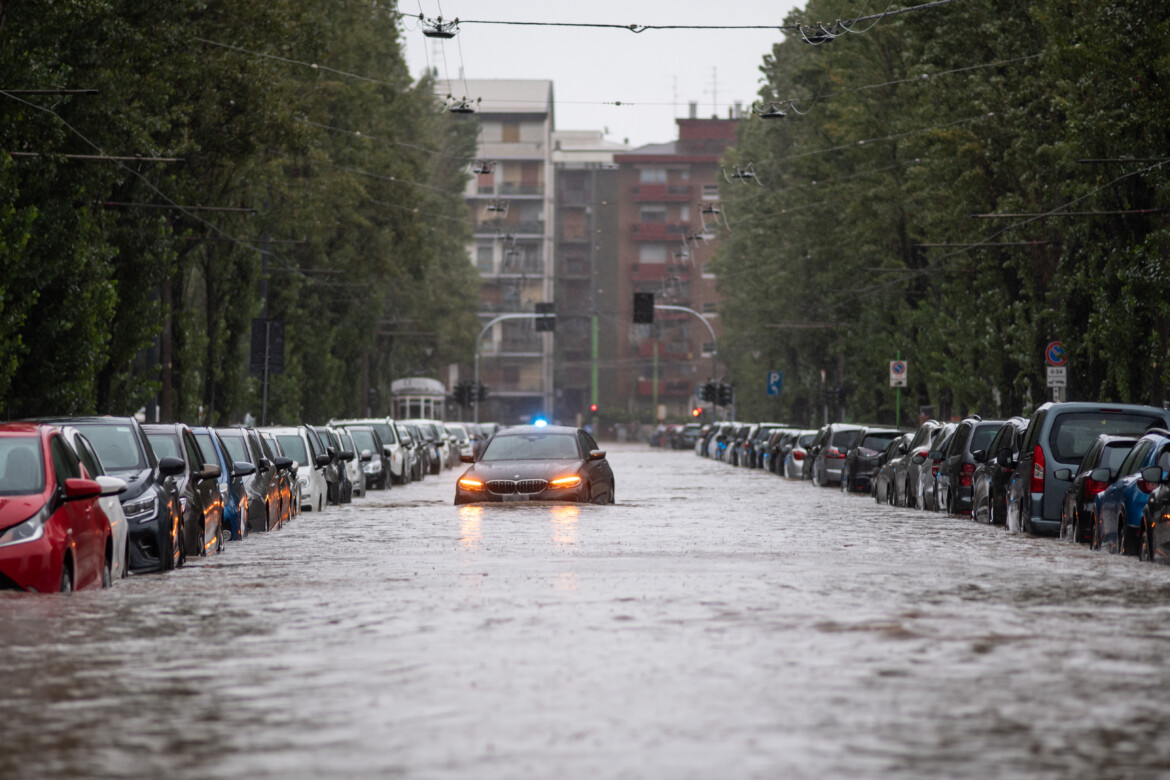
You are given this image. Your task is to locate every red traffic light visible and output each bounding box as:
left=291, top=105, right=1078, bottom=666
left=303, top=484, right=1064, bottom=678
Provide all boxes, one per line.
left=691, top=407, right=702, bottom=417
left=589, top=403, right=599, bottom=413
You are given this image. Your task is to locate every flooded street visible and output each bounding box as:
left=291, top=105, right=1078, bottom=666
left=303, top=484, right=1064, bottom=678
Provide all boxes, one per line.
left=4, top=445, right=1170, bottom=779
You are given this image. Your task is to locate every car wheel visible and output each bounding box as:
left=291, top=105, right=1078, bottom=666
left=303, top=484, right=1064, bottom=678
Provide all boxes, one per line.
left=1091, top=512, right=1102, bottom=551
left=102, top=550, right=112, bottom=588
left=1139, top=513, right=1155, bottom=562
left=608, top=486, right=616, bottom=504
left=59, top=560, right=73, bottom=593
left=197, top=521, right=206, bottom=556
left=1116, top=513, right=1131, bottom=555
left=122, top=539, right=130, bottom=578
left=176, top=519, right=187, bottom=567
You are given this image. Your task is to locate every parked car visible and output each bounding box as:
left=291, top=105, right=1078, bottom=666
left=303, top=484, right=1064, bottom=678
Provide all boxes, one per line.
left=873, top=433, right=912, bottom=505
left=60, top=426, right=129, bottom=580
left=935, top=418, right=1004, bottom=516
left=264, top=426, right=329, bottom=512
left=398, top=422, right=428, bottom=481
left=809, top=423, right=866, bottom=487
left=218, top=427, right=283, bottom=532
left=913, top=423, right=956, bottom=511
left=760, top=428, right=793, bottom=474
left=259, top=431, right=299, bottom=524
left=337, top=428, right=367, bottom=499
left=143, top=423, right=224, bottom=557
left=192, top=426, right=247, bottom=540
left=455, top=425, right=614, bottom=505
left=892, top=420, right=941, bottom=507
left=345, top=426, right=388, bottom=491
left=1137, top=468, right=1170, bottom=563
left=840, top=427, right=904, bottom=494
left=971, top=417, right=1028, bottom=525
left=331, top=417, right=410, bottom=485
left=54, top=416, right=185, bottom=573
left=1004, top=402, right=1170, bottom=535
left=741, top=423, right=786, bottom=469
left=1092, top=430, right=1170, bottom=554
left=1055, top=434, right=1137, bottom=544
left=783, top=430, right=819, bottom=479
left=0, top=422, right=113, bottom=592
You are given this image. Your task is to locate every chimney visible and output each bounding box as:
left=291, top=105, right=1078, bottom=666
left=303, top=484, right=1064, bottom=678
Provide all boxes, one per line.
left=734, top=101, right=743, bottom=119
left=688, top=101, right=697, bottom=119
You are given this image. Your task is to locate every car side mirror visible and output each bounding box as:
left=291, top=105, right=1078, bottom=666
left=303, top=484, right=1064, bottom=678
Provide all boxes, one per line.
left=927, top=450, right=944, bottom=461
left=996, top=448, right=1014, bottom=468
left=1052, top=468, right=1072, bottom=481
left=383, top=445, right=395, bottom=457
left=96, top=475, right=128, bottom=497
left=460, top=454, right=475, bottom=463
left=339, top=450, right=355, bottom=462
left=972, top=449, right=987, bottom=464
left=233, top=460, right=256, bottom=478
left=360, top=449, right=372, bottom=463
left=258, top=457, right=273, bottom=472
left=63, top=477, right=102, bottom=501
left=200, top=463, right=222, bottom=481
left=1090, top=467, right=1112, bottom=483
left=589, top=449, right=607, bottom=460
left=327, top=446, right=337, bottom=459
left=898, top=443, right=909, bottom=454
left=158, top=456, right=186, bottom=477
left=315, top=453, right=332, bottom=468
left=911, top=454, right=925, bottom=465
left=274, top=456, right=294, bottom=471
left=877, top=453, right=888, bottom=465
left=1140, top=465, right=1164, bottom=485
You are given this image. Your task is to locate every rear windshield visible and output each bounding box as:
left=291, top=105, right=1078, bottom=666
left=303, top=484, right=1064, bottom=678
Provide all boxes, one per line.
left=146, top=432, right=182, bottom=461
left=831, top=430, right=861, bottom=448
left=481, top=434, right=579, bottom=461
left=798, top=434, right=816, bottom=447
left=1049, top=411, right=1167, bottom=463
left=350, top=430, right=377, bottom=453
left=72, top=423, right=145, bottom=472
left=1097, top=442, right=1136, bottom=474
left=448, top=427, right=469, bottom=443
left=276, top=435, right=308, bottom=465
left=372, top=423, right=397, bottom=445
left=969, top=425, right=999, bottom=455
left=0, top=437, right=45, bottom=495
left=860, top=433, right=898, bottom=452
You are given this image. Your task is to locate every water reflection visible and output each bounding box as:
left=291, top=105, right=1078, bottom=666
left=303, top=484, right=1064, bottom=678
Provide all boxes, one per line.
left=458, top=505, right=483, bottom=549
left=549, top=505, right=579, bottom=547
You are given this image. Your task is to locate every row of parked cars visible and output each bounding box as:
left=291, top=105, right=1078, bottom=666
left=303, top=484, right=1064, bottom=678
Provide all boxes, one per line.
left=0, top=414, right=496, bottom=593
left=692, top=400, right=1170, bottom=563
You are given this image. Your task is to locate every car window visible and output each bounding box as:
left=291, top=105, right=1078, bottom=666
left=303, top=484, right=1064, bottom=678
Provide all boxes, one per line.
left=481, top=434, right=580, bottom=462
left=1021, top=411, right=1046, bottom=455
left=372, top=423, right=397, bottom=445
left=909, top=424, right=934, bottom=449
left=350, top=430, right=377, bottom=453
left=256, top=432, right=276, bottom=459
left=276, top=435, right=308, bottom=465
left=245, top=431, right=266, bottom=462
left=183, top=432, right=204, bottom=470
left=1118, top=441, right=1153, bottom=476
left=1048, top=411, right=1167, bottom=463
left=861, top=433, right=898, bottom=452
left=73, top=423, right=146, bottom=471
left=72, top=434, right=105, bottom=478
left=1100, top=442, right=1135, bottom=473
left=0, top=437, right=45, bottom=495
left=968, top=424, right=998, bottom=455
left=194, top=433, right=221, bottom=467
left=50, top=435, right=81, bottom=481
left=146, top=432, right=182, bottom=461
left=831, top=429, right=861, bottom=448
left=220, top=432, right=250, bottom=464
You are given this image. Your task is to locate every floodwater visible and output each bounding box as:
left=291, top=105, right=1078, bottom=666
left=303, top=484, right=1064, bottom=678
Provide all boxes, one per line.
left=3, top=445, right=1170, bottom=779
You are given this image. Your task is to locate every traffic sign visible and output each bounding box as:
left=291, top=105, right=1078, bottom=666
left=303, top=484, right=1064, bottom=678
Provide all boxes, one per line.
left=889, top=360, right=908, bottom=387
left=1045, top=341, right=1066, bottom=367
left=1047, top=366, right=1067, bottom=388
left=766, top=371, right=783, bottom=396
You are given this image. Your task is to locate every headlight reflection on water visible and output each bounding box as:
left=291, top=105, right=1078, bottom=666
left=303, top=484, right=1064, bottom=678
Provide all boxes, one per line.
left=458, top=505, right=483, bottom=549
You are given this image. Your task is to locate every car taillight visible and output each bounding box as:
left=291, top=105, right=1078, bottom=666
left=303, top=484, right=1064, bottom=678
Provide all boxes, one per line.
left=931, top=460, right=941, bottom=478
left=826, top=448, right=844, bottom=460
left=1139, top=478, right=1157, bottom=494
left=960, top=463, right=975, bottom=487
left=1030, top=445, right=1045, bottom=493
left=1085, top=478, right=1108, bottom=496
left=793, top=451, right=805, bottom=461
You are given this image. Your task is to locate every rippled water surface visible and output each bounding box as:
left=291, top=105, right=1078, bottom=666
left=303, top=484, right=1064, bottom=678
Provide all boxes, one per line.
left=4, top=446, right=1170, bottom=779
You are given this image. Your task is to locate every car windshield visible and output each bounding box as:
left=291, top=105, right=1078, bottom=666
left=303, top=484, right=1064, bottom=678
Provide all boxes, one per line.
left=1049, top=412, right=1167, bottom=463
left=146, top=432, right=182, bottom=461
left=371, top=423, right=396, bottom=445
left=969, top=425, right=998, bottom=454
left=350, top=430, right=377, bottom=453
left=480, top=434, right=580, bottom=462
left=1099, top=441, right=1136, bottom=473
left=220, top=432, right=249, bottom=463
left=0, top=437, right=45, bottom=495
left=448, top=427, right=469, bottom=442
left=276, top=435, right=308, bottom=465
left=861, top=433, right=898, bottom=451
left=831, top=430, right=861, bottom=448
left=72, top=423, right=145, bottom=472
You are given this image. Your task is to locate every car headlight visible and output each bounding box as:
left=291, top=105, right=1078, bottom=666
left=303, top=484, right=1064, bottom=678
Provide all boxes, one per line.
left=298, top=475, right=309, bottom=487
left=458, top=477, right=484, bottom=491
left=0, top=506, right=47, bottom=548
left=123, top=493, right=159, bottom=524
left=550, top=475, right=582, bottom=489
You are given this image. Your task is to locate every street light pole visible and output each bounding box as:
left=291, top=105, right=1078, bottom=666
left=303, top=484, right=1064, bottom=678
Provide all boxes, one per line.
left=654, top=304, right=719, bottom=381
left=473, top=312, right=551, bottom=424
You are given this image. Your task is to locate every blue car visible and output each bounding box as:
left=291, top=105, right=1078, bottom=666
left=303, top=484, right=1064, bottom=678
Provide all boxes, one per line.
left=192, top=427, right=248, bottom=541
left=1093, top=430, right=1170, bottom=554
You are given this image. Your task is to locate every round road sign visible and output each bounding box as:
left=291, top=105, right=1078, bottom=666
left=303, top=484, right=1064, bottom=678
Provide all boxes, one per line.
left=1045, top=341, right=1066, bottom=367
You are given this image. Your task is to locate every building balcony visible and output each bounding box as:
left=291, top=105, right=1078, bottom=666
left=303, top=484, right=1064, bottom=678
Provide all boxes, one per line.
left=631, top=184, right=692, bottom=202
left=475, top=220, right=545, bottom=236
left=631, top=222, right=692, bottom=241
left=637, top=339, right=692, bottom=360
left=637, top=379, right=695, bottom=397
left=559, top=258, right=591, bottom=278
left=630, top=264, right=691, bottom=283
left=559, top=190, right=589, bottom=206
left=498, top=182, right=544, bottom=196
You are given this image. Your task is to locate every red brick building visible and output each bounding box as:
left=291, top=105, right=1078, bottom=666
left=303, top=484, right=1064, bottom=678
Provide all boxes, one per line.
left=613, top=117, right=737, bottom=420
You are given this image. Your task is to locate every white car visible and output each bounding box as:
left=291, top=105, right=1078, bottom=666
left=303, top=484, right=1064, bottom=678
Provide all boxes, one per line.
left=330, top=417, right=409, bottom=485
left=264, top=426, right=328, bottom=512
left=62, top=426, right=129, bottom=580
left=446, top=423, right=474, bottom=462
left=336, top=428, right=366, bottom=498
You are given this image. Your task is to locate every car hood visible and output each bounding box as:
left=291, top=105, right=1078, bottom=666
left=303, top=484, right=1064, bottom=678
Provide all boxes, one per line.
left=464, top=460, right=585, bottom=481
left=0, top=495, right=48, bottom=533
left=107, top=467, right=154, bottom=503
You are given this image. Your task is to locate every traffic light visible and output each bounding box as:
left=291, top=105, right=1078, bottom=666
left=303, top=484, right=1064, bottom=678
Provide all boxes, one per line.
left=535, top=302, right=556, bottom=332
left=698, top=381, right=716, bottom=402
left=717, top=383, right=734, bottom=406
left=691, top=407, right=703, bottom=418
left=589, top=403, right=599, bottom=413
left=477, top=381, right=489, bottom=402
left=633, top=292, right=655, bottom=323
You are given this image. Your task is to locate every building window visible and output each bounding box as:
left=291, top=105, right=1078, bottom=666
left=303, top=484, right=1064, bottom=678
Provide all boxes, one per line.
left=502, top=123, right=520, bottom=143
left=639, top=244, right=668, bottom=264
left=679, top=204, right=690, bottom=222
left=640, top=205, right=666, bottom=223
left=702, top=262, right=716, bottom=278
left=701, top=341, right=715, bottom=356
left=678, top=170, right=691, bottom=181
left=640, top=168, right=666, bottom=183
left=476, top=245, right=494, bottom=272
left=701, top=184, right=720, bottom=200
left=702, top=302, right=718, bottom=314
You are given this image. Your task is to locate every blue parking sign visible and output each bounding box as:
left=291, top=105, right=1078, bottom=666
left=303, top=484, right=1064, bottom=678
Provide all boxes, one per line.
left=766, top=371, right=783, bottom=396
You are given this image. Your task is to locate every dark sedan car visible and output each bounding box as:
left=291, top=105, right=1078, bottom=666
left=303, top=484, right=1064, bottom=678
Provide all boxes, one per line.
left=143, top=423, right=223, bottom=558
left=1056, top=434, right=1137, bottom=544
left=840, top=427, right=904, bottom=494
left=454, top=425, right=615, bottom=505
left=971, top=417, right=1028, bottom=525
left=935, top=417, right=1004, bottom=516
left=873, top=433, right=912, bottom=504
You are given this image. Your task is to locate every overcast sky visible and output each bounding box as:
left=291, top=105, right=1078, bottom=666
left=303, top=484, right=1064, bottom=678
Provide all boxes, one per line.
left=401, top=1, right=805, bottom=149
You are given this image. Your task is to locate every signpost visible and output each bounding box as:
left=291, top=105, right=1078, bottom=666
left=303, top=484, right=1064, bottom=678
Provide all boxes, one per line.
left=890, top=357, right=907, bottom=428
left=766, top=371, right=783, bottom=396
left=1046, top=341, right=1067, bottom=400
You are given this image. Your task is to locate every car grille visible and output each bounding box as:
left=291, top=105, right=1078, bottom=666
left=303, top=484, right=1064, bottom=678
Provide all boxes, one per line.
left=486, top=479, right=548, bottom=495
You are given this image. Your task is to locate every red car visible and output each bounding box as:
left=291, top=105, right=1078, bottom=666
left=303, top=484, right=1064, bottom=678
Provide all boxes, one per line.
left=0, top=422, right=112, bottom=593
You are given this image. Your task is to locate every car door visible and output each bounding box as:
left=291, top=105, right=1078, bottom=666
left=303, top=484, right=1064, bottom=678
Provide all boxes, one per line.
left=578, top=430, right=610, bottom=500
left=182, top=428, right=217, bottom=551
left=50, top=433, right=101, bottom=589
